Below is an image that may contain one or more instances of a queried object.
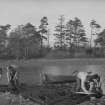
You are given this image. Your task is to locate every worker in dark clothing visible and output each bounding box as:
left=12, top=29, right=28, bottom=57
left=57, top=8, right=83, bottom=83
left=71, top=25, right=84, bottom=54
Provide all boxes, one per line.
left=7, top=65, right=19, bottom=92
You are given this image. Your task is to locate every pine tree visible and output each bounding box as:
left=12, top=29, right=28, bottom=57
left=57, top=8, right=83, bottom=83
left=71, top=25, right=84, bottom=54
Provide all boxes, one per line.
left=65, top=19, right=74, bottom=48
left=66, top=17, right=87, bottom=49
left=54, top=15, right=66, bottom=50
left=90, top=20, right=101, bottom=48
left=39, top=16, right=48, bottom=48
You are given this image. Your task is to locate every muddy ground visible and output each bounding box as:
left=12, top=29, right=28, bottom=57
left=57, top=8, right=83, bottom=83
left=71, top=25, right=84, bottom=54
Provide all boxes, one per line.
left=0, top=83, right=105, bottom=105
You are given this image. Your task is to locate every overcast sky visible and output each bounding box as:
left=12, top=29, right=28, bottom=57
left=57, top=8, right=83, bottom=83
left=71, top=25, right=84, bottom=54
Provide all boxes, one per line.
left=0, top=0, right=105, bottom=43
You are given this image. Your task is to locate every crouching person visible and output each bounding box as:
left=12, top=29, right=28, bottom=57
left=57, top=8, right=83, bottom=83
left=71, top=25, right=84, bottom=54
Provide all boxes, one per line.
left=7, top=65, right=19, bottom=92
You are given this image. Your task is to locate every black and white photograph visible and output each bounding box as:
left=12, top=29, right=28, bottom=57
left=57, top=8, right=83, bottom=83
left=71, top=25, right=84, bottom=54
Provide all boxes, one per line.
left=0, top=0, right=105, bottom=105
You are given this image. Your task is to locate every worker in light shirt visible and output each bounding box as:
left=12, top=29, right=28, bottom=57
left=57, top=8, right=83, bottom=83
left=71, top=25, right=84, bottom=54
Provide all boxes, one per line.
left=76, top=71, right=100, bottom=94
left=76, top=71, right=89, bottom=93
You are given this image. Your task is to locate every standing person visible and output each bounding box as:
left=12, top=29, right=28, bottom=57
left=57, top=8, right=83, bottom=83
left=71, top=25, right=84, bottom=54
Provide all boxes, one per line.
left=6, top=64, right=19, bottom=91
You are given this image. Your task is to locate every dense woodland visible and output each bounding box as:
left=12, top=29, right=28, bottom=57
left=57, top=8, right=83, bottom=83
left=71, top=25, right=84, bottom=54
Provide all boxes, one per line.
left=0, top=15, right=105, bottom=59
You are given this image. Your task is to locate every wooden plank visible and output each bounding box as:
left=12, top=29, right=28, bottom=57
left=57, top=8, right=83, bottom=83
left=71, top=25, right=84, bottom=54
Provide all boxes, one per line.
left=75, top=92, right=96, bottom=95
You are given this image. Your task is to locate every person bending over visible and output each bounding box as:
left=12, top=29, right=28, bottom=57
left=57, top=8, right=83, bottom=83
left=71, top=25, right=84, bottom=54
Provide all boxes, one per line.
left=76, top=71, right=100, bottom=93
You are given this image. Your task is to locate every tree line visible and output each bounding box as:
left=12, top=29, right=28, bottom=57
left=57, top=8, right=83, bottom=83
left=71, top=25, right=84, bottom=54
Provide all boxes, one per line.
left=0, top=16, right=105, bottom=59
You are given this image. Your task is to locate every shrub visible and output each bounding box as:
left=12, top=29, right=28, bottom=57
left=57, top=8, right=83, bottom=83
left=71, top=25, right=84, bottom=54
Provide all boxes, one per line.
left=45, top=50, right=72, bottom=59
